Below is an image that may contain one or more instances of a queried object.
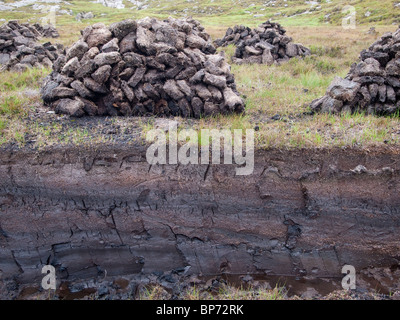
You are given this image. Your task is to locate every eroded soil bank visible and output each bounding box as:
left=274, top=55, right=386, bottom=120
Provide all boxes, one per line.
left=0, top=144, right=399, bottom=297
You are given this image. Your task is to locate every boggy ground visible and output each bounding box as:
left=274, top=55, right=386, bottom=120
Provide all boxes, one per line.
left=1, top=143, right=400, bottom=300
left=1, top=272, right=400, bottom=300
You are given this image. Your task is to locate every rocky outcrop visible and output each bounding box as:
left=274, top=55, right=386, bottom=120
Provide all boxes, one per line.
left=0, top=20, right=62, bottom=72
left=215, top=21, right=311, bottom=65
left=76, top=12, right=94, bottom=21
left=310, top=27, right=400, bottom=115
left=41, top=18, right=245, bottom=118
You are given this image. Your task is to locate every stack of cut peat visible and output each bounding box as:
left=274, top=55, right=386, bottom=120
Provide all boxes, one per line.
left=0, top=20, right=62, bottom=72
left=32, top=23, right=60, bottom=38
left=310, top=28, right=400, bottom=115
left=41, top=18, right=245, bottom=118
left=215, top=21, right=311, bottom=65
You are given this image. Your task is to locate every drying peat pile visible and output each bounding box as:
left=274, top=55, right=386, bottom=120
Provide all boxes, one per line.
left=32, top=23, right=60, bottom=38
left=41, top=18, right=245, bottom=118
left=310, top=28, right=400, bottom=115
left=214, top=21, right=311, bottom=65
left=0, top=20, right=62, bottom=72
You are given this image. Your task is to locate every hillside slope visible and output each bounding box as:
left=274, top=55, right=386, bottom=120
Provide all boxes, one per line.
left=1, top=0, right=400, bottom=27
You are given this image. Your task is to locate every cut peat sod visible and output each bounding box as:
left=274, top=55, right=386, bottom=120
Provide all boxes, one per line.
left=0, top=144, right=399, bottom=296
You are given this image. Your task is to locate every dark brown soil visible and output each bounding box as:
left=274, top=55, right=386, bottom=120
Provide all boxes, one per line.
left=0, top=141, right=399, bottom=299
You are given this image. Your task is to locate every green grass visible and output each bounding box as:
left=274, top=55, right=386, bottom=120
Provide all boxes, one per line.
left=1, top=5, right=400, bottom=150
left=2, top=0, right=400, bottom=29
left=138, top=283, right=287, bottom=300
